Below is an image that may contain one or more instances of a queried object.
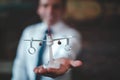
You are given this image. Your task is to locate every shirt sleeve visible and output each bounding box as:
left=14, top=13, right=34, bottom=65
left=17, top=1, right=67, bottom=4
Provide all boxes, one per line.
left=69, top=31, right=82, bottom=60
left=54, top=29, right=82, bottom=80
left=11, top=27, right=29, bottom=80
left=54, top=29, right=82, bottom=60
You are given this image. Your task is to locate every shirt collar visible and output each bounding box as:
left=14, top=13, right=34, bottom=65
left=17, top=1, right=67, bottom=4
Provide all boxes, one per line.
left=41, top=20, right=65, bottom=34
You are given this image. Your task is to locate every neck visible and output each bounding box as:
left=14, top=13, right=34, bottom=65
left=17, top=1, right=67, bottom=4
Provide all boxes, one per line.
left=44, top=20, right=62, bottom=27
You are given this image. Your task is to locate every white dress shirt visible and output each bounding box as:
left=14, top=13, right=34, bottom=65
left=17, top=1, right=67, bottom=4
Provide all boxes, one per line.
left=12, top=21, right=81, bottom=80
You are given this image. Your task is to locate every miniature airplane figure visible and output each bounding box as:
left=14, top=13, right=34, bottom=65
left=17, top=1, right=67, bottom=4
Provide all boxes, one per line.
left=24, top=28, right=75, bottom=69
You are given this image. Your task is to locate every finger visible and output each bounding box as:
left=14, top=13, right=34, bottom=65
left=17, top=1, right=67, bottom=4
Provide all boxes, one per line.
left=34, top=66, right=47, bottom=74
left=34, top=66, right=42, bottom=73
left=70, top=60, right=82, bottom=67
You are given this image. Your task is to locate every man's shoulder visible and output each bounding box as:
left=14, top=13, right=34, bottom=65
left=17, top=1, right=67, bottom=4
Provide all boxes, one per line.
left=63, top=23, right=80, bottom=34
left=25, top=22, right=42, bottom=30
left=61, top=22, right=81, bottom=38
left=23, top=22, right=43, bottom=32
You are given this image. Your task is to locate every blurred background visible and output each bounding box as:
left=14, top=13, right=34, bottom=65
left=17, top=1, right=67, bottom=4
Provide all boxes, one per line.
left=0, top=0, right=120, bottom=80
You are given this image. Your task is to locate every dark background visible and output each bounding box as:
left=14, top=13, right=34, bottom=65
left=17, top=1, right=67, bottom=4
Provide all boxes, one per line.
left=0, top=0, right=120, bottom=80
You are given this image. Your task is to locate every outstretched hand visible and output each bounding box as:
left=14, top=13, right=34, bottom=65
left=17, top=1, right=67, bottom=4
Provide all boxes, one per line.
left=34, top=58, right=82, bottom=78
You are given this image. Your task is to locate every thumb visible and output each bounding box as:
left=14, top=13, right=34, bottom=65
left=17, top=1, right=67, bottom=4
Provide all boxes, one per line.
left=70, top=60, right=82, bottom=68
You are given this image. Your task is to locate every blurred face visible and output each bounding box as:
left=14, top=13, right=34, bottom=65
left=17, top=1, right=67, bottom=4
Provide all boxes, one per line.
left=37, top=0, right=65, bottom=26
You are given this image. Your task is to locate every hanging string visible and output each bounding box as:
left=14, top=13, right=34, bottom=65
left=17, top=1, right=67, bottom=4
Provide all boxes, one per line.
left=48, top=25, right=51, bottom=36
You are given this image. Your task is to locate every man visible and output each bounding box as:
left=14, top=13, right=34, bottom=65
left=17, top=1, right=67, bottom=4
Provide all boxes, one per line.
left=12, top=0, right=82, bottom=80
